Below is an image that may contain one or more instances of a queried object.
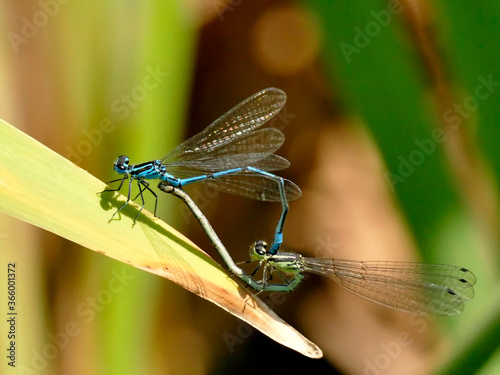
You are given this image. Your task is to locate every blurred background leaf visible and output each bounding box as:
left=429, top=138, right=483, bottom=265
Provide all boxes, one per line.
left=0, top=0, right=499, bottom=374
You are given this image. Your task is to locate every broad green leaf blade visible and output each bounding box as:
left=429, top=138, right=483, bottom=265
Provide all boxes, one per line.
left=0, top=119, right=322, bottom=359
left=437, top=292, right=500, bottom=375
left=305, top=0, right=464, bottom=258
left=435, top=2, right=500, bottom=185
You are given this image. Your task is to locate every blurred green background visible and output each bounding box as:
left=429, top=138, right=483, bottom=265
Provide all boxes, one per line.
left=0, top=0, right=499, bottom=374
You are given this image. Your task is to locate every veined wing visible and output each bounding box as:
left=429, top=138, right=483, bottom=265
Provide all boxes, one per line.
left=250, top=154, right=290, bottom=171
left=164, top=128, right=287, bottom=170
left=167, top=154, right=290, bottom=175
left=187, top=173, right=302, bottom=202
left=162, top=88, right=287, bottom=163
left=302, top=258, right=476, bottom=316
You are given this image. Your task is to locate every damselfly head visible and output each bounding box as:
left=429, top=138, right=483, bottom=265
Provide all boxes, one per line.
left=254, top=240, right=268, bottom=255
left=250, top=240, right=268, bottom=260
left=114, top=155, right=130, bottom=172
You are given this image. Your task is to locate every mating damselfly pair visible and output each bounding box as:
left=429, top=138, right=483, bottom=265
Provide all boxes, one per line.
left=103, top=88, right=476, bottom=316
left=103, top=88, right=299, bottom=254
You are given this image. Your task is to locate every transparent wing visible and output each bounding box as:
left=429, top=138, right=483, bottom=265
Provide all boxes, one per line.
left=168, top=155, right=290, bottom=176
left=189, top=174, right=302, bottom=202
left=302, top=258, right=476, bottom=315
left=250, top=155, right=290, bottom=171
left=164, top=128, right=286, bottom=171
left=162, top=88, right=287, bottom=163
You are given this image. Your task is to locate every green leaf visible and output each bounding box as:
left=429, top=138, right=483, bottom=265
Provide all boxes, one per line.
left=306, top=0, right=462, bottom=258
left=0, top=118, right=322, bottom=359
